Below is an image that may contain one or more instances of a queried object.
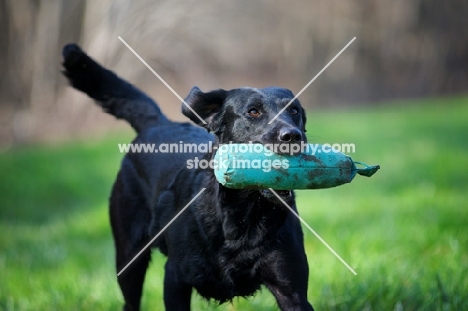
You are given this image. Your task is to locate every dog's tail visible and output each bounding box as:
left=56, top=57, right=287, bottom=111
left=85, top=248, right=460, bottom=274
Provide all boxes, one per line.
left=62, top=43, right=168, bottom=132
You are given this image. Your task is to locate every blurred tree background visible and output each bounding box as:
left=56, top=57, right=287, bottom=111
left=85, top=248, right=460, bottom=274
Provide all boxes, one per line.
left=0, top=0, right=467, bottom=146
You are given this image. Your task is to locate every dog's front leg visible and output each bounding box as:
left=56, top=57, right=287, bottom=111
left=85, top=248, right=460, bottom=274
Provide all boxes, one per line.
left=262, top=250, right=314, bottom=311
left=265, top=282, right=314, bottom=311
left=163, top=260, right=192, bottom=311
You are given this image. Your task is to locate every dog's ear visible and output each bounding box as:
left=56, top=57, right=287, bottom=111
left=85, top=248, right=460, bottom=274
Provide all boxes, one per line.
left=182, top=86, right=228, bottom=127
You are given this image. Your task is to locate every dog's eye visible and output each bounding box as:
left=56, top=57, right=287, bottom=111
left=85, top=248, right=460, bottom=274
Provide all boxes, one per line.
left=289, top=107, right=299, bottom=115
left=248, top=108, right=260, bottom=117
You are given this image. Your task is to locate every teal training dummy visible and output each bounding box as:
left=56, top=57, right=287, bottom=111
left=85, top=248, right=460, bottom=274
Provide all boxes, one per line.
left=213, top=144, right=380, bottom=190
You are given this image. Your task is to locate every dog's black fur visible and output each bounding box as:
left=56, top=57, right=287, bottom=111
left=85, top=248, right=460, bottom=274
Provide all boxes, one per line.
left=62, top=44, right=314, bottom=311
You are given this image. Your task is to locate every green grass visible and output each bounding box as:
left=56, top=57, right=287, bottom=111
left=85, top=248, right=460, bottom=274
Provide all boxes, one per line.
left=1, top=96, right=467, bottom=310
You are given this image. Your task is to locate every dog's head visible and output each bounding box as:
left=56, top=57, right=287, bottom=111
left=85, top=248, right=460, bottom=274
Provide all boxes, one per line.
left=182, top=86, right=307, bottom=147
left=183, top=86, right=307, bottom=202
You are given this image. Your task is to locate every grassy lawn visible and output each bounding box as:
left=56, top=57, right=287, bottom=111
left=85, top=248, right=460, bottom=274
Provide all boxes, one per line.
left=1, top=97, right=467, bottom=310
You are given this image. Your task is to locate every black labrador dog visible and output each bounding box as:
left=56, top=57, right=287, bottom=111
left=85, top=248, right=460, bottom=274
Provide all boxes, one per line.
left=62, top=44, right=314, bottom=311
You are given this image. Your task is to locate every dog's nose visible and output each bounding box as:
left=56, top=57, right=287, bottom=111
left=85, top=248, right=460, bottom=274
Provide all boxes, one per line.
left=278, top=128, right=302, bottom=142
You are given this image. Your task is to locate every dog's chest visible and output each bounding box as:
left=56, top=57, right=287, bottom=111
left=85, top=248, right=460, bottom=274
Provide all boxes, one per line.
left=192, top=247, right=265, bottom=301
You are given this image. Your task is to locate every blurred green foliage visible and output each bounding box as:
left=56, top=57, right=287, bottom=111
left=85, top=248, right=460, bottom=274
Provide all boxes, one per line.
left=0, top=97, right=467, bottom=310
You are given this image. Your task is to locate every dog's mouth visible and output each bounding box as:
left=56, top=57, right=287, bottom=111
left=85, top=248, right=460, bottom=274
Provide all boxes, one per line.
left=251, top=140, right=306, bottom=156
